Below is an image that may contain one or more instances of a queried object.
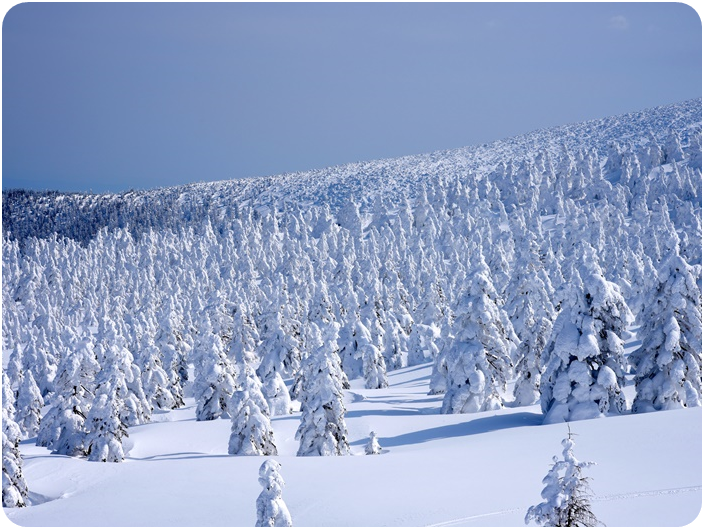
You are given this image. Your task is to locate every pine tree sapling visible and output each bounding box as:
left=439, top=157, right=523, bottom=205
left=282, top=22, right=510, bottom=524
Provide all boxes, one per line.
left=526, top=431, right=601, bottom=527
left=365, top=431, right=382, bottom=455
left=256, top=460, right=292, bottom=527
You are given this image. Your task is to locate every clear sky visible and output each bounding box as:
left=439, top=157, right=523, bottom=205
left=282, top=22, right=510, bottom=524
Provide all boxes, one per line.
left=2, top=2, right=701, bottom=194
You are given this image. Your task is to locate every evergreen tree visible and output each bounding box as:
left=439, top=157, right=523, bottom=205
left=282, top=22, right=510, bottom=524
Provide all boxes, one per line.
left=631, top=252, right=702, bottom=412
left=37, top=336, right=99, bottom=456
left=365, top=431, right=382, bottom=455
left=255, top=308, right=294, bottom=416
left=255, top=460, right=292, bottom=527
left=295, top=323, right=350, bottom=456
left=14, top=371, right=44, bottom=439
left=192, top=315, right=237, bottom=421
left=441, top=254, right=516, bottom=413
left=540, top=248, right=634, bottom=424
left=228, top=357, right=277, bottom=456
left=137, top=333, right=178, bottom=410
left=355, top=318, right=388, bottom=389
left=84, top=376, right=129, bottom=463
left=525, top=430, right=601, bottom=527
left=2, top=373, right=28, bottom=508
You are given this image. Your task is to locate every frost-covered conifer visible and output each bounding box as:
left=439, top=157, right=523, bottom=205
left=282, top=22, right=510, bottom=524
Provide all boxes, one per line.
left=21, top=327, right=56, bottom=398
left=631, top=253, right=702, bottom=412
left=365, top=431, right=382, bottom=455
left=14, top=371, right=44, bottom=439
left=407, top=322, right=440, bottom=366
left=84, top=377, right=129, bottom=463
left=97, top=319, right=151, bottom=427
left=295, top=322, right=350, bottom=456
left=525, top=431, right=600, bottom=527
left=540, top=247, right=634, bottom=424
left=137, top=333, right=177, bottom=410
left=441, top=254, right=516, bottom=413
left=256, top=308, right=294, bottom=416
left=192, top=314, right=237, bottom=421
left=255, top=460, right=292, bottom=527
left=228, top=351, right=277, bottom=456
left=37, top=336, right=99, bottom=455
left=2, top=407, right=28, bottom=508
left=155, top=305, right=187, bottom=408
left=507, top=235, right=556, bottom=407
left=355, top=319, right=388, bottom=389
left=2, top=372, right=28, bottom=508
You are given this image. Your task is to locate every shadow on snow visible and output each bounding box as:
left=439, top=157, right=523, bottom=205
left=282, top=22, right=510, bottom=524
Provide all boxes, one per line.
left=359, top=411, right=543, bottom=448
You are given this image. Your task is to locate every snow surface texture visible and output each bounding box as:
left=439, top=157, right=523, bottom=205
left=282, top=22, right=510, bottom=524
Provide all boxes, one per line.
left=2, top=98, right=702, bottom=526
left=4, top=364, right=702, bottom=527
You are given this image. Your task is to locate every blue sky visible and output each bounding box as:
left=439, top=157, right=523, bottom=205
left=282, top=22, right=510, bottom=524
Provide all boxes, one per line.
left=2, top=2, right=701, bottom=193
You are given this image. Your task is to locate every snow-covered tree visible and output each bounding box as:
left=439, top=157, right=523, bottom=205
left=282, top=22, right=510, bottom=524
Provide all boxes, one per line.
left=365, top=431, right=382, bottom=455
left=255, top=459, right=292, bottom=527
left=3, top=374, right=28, bottom=508
left=137, top=333, right=177, bottom=411
left=540, top=249, right=634, bottom=424
left=631, top=253, right=702, bottom=412
left=525, top=431, right=601, bottom=527
left=295, top=322, right=350, bottom=456
left=192, top=314, right=237, bottom=421
left=441, top=254, right=517, bottom=414
left=37, top=335, right=99, bottom=456
left=84, top=377, right=129, bottom=463
left=506, top=232, right=556, bottom=407
left=14, top=371, right=44, bottom=439
left=355, top=318, right=388, bottom=389
left=255, top=310, right=294, bottom=416
left=96, top=319, right=151, bottom=427
left=228, top=360, right=277, bottom=456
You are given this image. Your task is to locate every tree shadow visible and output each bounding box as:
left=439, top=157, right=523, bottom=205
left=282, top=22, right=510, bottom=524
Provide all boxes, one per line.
left=127, top=451, right=235, bottom=462
left=368, top=412, right=544, bottom=448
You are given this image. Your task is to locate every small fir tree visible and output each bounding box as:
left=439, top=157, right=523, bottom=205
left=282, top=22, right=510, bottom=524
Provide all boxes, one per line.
left=255, top=460, right=293, bottom=527
left=365, top=431, right=382, bottom=455
left=525, top=430, right=601, bottom=527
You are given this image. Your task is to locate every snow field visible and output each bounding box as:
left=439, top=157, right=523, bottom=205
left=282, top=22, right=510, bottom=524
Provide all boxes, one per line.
left=6, top=362, right=701, bottom=527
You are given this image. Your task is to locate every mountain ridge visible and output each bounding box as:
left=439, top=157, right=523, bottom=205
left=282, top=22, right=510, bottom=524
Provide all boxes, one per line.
left=2, top=97, right=701, bottom=243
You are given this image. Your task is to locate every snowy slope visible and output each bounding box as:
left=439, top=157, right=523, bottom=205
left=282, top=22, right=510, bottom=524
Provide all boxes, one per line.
left=6, top=363, right=701, bottom=527
left=3, top=98, right=701, bottom=242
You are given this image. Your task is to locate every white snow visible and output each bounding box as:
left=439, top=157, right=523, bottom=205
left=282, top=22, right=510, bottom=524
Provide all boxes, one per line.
left=6, top=363, right=701, bottom=527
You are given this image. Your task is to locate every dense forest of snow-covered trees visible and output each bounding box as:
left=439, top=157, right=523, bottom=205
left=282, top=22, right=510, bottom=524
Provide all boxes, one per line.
left=1, top=100, right=702, bottom=502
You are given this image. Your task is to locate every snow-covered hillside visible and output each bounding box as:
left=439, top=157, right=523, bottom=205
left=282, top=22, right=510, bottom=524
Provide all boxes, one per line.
left=2, top=98, right=702, bottom=526
left=2, top=98, right=701, bottom=243
left=5, top=363, right=702, bottom=527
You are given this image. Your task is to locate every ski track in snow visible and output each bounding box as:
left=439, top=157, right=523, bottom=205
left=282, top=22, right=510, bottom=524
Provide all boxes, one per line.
left=426, top=486, right=702, bottom=527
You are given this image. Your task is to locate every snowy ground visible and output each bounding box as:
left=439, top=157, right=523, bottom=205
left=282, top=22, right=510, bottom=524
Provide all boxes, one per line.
left=5, top=363, right=701, bottom=527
